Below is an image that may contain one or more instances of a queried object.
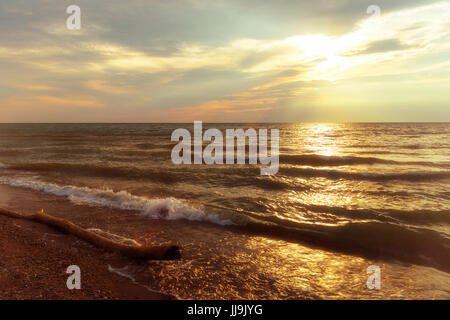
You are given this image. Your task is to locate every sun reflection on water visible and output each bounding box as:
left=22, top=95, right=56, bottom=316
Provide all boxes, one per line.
left=301, top=123, right=342, bottom=156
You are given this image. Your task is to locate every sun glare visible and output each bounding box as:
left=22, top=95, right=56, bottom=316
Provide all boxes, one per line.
left=288, top=35, right=335, bottom=57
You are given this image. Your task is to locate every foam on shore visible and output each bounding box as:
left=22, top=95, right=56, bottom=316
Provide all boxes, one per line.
left=0, top=175, right=234, bottom=226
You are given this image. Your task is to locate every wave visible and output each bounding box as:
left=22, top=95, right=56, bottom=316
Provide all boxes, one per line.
left=0, top=176, right=233, bottom=226
left=280, top=154, right=396, bottom=166
left=279, top=167, right=450, bottom=182
left=181, top=201, right=450, bottom=272
left=235, top=214, right=450, bottom=273
left=280, top=154, right=450, bottom=168
left=299, top=204, right=450, bottom=226
left=6, top=162, right=181, bottom=184
left=252, top=176, right=306, bottom=191
left=0, top=150, right=25, bottom=157
left=42, top=147, right=102, bottom=155
left=6, top=160, right=450, bottom=189
left=5, top=162, right=275, bottom=189
left=135, top=142, right=174, bottom=150
left=1, top=174, right=448, bottom=272
left=107, top=265, right=174, bottom=297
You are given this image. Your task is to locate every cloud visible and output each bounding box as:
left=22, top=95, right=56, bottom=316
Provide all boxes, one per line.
left=347, top=39, right=413, bottom=55
left=2, top=95, right=105, bottom=109
left=83, top=80, right=136, bottom=95
left=0, top=0, right=449, bottom=122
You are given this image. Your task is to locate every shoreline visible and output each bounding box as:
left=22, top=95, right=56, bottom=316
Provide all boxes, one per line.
left=0, top=212, right=174, bottom=300
left=0, top=181, right=449, bottom=299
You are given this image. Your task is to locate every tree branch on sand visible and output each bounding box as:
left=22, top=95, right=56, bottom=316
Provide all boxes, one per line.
left=0, top=208, right=181, bottom=260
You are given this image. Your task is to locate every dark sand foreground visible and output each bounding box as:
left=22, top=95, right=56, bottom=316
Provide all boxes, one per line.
left=0, top=213, right=173, bottom=300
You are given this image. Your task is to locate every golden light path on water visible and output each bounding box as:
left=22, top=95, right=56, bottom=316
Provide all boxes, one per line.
left=241, top=236, right=450, bottom=299
left=277, top=123, right=361, bottom=223
left=146, top=229, right=450, bottom=299
left=0, top=123, right=449, bottom=299
left=302, top=124, right=341, bottom=157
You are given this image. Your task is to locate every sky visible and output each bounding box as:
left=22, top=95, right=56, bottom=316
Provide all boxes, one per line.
left=0, top=0, right=449, bottom=122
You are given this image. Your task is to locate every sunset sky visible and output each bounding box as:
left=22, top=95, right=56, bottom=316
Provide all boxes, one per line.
left=0, top=0, right=449, bottom=122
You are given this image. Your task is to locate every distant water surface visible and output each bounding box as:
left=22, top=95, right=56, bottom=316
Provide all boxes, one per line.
left=0, top=123, right=449, bottom=299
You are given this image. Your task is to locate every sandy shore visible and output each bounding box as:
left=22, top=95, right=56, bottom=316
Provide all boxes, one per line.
left=0, top=213, right=173, bottom=300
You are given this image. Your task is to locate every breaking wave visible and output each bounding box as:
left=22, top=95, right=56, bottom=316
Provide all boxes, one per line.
left=0, top=176, right=233, bottom=226
left=0, top=174, right=449, bottom=272
left=236, top=213, right=450, bottom=273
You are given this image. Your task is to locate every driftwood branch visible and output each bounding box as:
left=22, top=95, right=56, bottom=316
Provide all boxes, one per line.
left=0, top=208, right=180, bottom=260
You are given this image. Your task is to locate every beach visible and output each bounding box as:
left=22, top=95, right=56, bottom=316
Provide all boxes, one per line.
left=0, top=123, right=449, bottom=299
left=1, top=0, right=449, bottom=304
left=0, top=190, right=173, bottom=300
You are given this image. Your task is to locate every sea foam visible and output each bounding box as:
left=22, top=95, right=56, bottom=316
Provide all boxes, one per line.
left=0, top=176, right=233, bottom=226
left=107, top=265, right=172, bottom=297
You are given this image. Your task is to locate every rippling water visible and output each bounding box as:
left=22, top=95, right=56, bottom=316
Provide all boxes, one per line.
left=0, top=123, right=449, bottom=299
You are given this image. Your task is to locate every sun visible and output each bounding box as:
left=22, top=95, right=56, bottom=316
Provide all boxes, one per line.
left=287, top=34, right=335, bottom=57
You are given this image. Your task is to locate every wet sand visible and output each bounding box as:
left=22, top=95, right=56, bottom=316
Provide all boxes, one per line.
left=0, top=212, right=173, bottom=300
left=1, top=184, right=449, bottom=299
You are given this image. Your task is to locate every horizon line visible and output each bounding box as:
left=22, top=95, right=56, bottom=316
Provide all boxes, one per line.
left=0, top=121, right=449, bottom=124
